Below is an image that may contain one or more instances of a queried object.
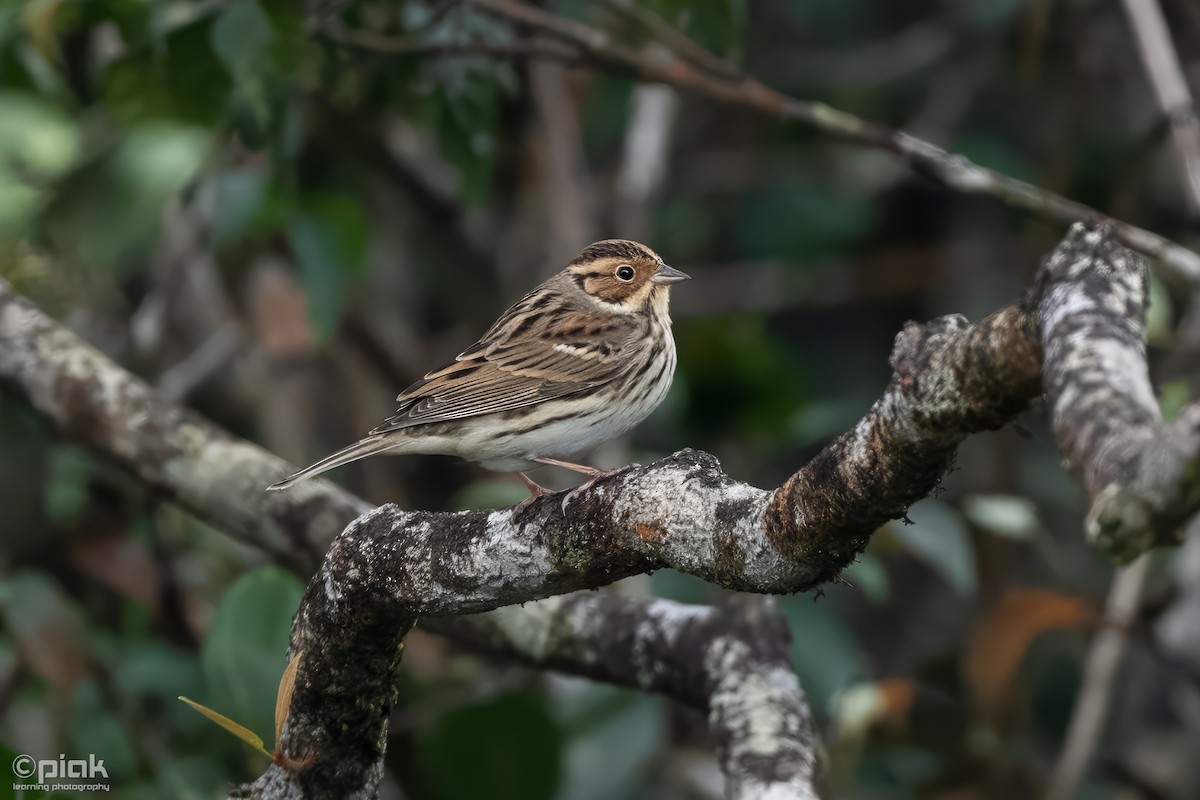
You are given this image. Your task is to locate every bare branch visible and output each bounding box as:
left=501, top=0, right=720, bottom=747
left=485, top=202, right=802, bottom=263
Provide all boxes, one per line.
left=1119, top=0, right=1200, bottom=213
left=1037, top=226, right=1200, bottom=559
left=218, top=226, right=1196, bottom=797
left=1046, top=554, right=1153, bottom=800
left=0, top=278, right=823, bottom=799
left=0, top=288, right=368, bottom=575
left=322, top=24, right=584, bottom=64
left=426, top=595, right=823, bottom=800
left=326, top=0, right=1200, bottom=284
left=4, top=226, right=1196, bottom=799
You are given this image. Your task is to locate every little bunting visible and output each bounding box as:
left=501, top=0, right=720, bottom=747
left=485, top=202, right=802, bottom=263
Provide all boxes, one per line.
left=267, top=240, right=689, bottom=501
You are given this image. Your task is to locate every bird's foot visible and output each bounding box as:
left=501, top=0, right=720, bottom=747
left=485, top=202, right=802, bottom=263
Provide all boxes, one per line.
left=510, top=472, right=553, bottom=519
left=560, top=463, right=640, bottom=513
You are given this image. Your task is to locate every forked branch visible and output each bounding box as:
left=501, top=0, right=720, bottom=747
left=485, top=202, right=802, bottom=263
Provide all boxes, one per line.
left=2, top=227, right=1196, bottom=800
left=235, top=226, right=1194, bottom=797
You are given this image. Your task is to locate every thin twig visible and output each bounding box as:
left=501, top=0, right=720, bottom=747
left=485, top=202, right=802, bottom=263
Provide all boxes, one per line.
left=329, top=0, right=1200, bottom=284
left=1046, top=554, right=1153, bottom=800
left=322, top=24, right=583, bottom=64
left=5, top=225, right=1196, bottom=799
left=156, top=323, right=245, bottom=403
left=597, top=0, right=743, bottom=80
left=1119, top=0, right=1200, bottom=215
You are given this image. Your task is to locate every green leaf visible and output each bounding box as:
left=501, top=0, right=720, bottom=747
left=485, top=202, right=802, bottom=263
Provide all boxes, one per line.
left=842, top=553, right=889, bottom=603
left=1146, top=274, right=1174, bottom=346
left=1159, top=380, right=1192, bottom=422
left=686, top=0, right=747, bottom=59
left=211, top=1, right=279, bottom=146
left=415, top=689, right=563, bottom=800
left=201, top=566, right=304, bottom=745
left=967, top=0, right=1024, bottom=30
left=432, top=73, right=504, bottom=204
left=209, top=168, right=269, bottom=246
left=736, top=186, right=878, bottom=260
left=210, top=1, right=275, bottom=79
left=961, top=494, right=1041, bottom=540
left=43, top=444, right=95, bottom=526
left=115, top=123, right=211, bottom=195
left=778, top=593, right=864, bottom=707
left=887, top=499, right=977, bottom=596
left=554, top=687, right=665, bottom=800
left=115, top=641, right=204, bottom=701
left=0, top=92, right=79, bottom=235
left=49, top=122, right=209, bottom=271
left=413, top=1, right=518, bottom=191
left=675, top=314, right=808, bottom=436
left=102, top=17, right=232, bottom=126
left=69, top=681, right=139, bottom=781
left=286, top=194, right=368, bottom=342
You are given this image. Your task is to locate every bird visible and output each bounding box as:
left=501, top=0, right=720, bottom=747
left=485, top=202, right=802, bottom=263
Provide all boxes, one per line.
left=266, top=240, right=689, bottom=504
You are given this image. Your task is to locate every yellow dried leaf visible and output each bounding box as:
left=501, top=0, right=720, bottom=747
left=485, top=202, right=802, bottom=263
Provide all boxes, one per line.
left=275, top=650, right=303, bottom=744
left=966, top=589, right=1094, bottom=722
left=179, top=696, right=272, bottom=758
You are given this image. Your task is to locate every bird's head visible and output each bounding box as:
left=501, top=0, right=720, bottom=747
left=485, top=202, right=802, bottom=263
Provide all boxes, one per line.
left=564, top=239, right=689, bottom=313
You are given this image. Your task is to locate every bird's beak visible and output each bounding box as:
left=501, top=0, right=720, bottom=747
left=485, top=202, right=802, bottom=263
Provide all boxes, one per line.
left=651, top=263, right=691, bottom=285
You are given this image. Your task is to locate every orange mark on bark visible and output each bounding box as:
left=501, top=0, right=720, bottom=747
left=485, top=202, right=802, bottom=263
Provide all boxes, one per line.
left=635, top=522, right=666, bottom=542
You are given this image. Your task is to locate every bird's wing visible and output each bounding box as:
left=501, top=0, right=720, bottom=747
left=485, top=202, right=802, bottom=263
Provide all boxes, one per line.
left=369, top=289, right=637, bottom=434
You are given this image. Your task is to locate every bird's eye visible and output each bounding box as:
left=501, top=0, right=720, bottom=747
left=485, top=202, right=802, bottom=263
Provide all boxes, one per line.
left=616, top=265, right=635, bottom=281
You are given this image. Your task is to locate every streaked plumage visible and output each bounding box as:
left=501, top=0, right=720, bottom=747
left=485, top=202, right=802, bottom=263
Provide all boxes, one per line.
left=267, top=240, right=688, bottom=494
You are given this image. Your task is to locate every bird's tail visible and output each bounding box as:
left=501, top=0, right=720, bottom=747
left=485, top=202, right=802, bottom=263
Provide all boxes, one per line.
left=266, top=434, right=403, bottom=491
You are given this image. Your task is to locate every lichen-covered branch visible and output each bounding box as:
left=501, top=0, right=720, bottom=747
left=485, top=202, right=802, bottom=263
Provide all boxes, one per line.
left=255, top=303, right=1042, bottom=625
left=1035, top=226, right=1200, bottom=559
left=0, top=285, right=368, bottom=574
left=237, top=591, right=824, bottom=800
left=0, top=277, right=822, bottom=799
left=223, top=226, right=1195, bottom=798
left=4, top=225, right=1195, bottom=800
left=429, top=594, right=822, bottom=800
left=216, top=308, right=1040, bottom=796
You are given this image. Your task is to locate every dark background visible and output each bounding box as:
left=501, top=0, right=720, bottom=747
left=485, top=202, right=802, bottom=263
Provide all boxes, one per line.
left=1, top=1, right=1199, bottom=798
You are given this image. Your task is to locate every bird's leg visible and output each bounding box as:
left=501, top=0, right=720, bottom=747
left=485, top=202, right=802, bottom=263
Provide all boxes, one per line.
left=533, top=457, right=638, bottom=511
left=531, top=456, right=605, bottom=478
left=517, top=471, right=552, bottom=496
left=511, top=471, right=553, bottom=516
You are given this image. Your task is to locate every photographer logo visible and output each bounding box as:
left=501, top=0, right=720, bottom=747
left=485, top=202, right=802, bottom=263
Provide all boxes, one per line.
left=11, top=752, right=110, bottom=793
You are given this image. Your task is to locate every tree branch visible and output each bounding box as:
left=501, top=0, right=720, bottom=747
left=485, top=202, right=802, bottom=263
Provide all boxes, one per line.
left=1119, top=0, right=1200, bottom=214
left=324, top=0, right=1200, bottom=285
left=223, top=225, right=1195, bottom=797
left=236, top=592, right=825, bottom=799
left=1037, top=227, right=1200, bottom=559
left=427, top=595, right=823, bottom=800
left=4, top=226, right=1197, bottom=799
left=1045, top=553, right=1152, bottom=800
left=0, top=279, right=822, bottom=799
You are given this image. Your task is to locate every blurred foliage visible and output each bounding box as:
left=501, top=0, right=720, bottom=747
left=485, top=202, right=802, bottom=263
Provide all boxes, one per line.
left=2, top=0, right=1200, bottom=798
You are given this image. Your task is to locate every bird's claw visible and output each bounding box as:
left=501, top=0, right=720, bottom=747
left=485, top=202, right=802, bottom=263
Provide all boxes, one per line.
left=559, top=463, right=640, bottom=513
